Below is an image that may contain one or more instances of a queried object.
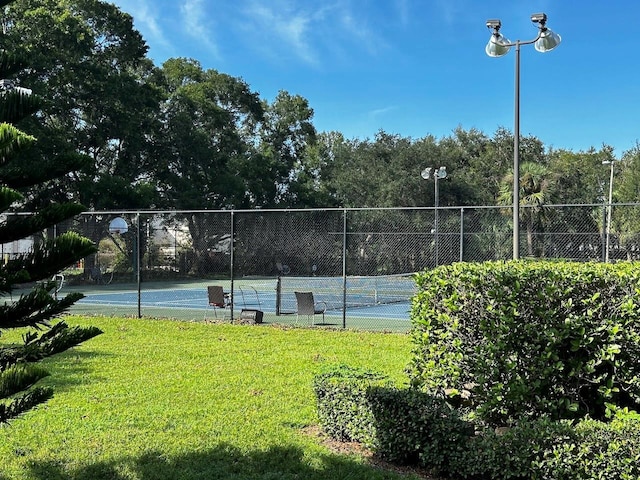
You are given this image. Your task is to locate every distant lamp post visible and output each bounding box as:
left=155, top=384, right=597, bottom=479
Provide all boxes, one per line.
left=421, top=166, right=447, bottom=266
left=485, top=13, right=561, bottom=260
left=602, top=158, right=620, bottom=263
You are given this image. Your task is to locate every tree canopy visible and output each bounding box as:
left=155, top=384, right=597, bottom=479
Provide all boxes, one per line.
left=0, top=0, right=633, bottom=266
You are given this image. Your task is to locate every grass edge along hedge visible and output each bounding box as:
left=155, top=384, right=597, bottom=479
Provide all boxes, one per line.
left=408, top=260, right=640, bottom=425
left=313, top=366, right=640, bottom=479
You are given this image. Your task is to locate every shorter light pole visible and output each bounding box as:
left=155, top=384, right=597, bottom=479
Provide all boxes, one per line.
left=602, top=158, right=620, bottom=263
left=421, top=166, right=447, bottom=266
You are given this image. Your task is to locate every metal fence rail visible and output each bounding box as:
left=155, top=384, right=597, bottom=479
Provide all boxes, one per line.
left=10, top=202, right=635, bottom=331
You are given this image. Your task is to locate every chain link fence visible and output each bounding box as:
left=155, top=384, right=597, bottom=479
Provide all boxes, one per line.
left=14, top=203, right=636, bottom=331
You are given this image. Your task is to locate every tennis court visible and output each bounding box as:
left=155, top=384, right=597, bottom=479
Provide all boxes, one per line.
left=69, top=275, right=415, bottom=330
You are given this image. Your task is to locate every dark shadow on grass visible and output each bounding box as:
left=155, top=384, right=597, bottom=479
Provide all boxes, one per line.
left=40, top=349, right=110, bottom=394
left=26, top=443, right=423, bottom=480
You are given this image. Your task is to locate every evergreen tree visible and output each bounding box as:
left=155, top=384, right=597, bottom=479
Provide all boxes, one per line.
left=0, top=29, right=101, bottom=422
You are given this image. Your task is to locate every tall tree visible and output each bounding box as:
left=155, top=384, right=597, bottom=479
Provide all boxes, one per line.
left=0, top=31, right=101, bottom=421
left=0, top=0, right=162, bottom=210
left=155, top=58, right=264, bottom=210
left=152, top=58, right=264, bottom=273
left=610, top=143, right=640, bottom=259
left=547, top=146, right=615, bottom=205
left=258, top=90, right=317, bottom=207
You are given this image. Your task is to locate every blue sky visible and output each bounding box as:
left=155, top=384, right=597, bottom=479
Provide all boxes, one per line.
left=109, top=0, right=640, bottom=155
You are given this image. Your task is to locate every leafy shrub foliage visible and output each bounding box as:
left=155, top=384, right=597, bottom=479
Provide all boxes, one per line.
left=313, top=365, right=389, bottom=446
left=365, top=386, right=471, bottom=473
left=449, top=411, right=640, bottom=480
left=533, top=410, right=640, bottom=480
left=315, top=261, right=640, bottom=478
left=313, top=366, right=471, bottom=475
left=314, top=367, right=640, bottom=479
left=408, top=260, right=640, bottom=424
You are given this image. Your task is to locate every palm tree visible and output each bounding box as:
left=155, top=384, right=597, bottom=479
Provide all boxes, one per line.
left=498, top=162, right=554, bottom=257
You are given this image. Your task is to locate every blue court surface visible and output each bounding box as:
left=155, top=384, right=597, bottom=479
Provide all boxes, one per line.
left=76, top=285, right=412, bottom=320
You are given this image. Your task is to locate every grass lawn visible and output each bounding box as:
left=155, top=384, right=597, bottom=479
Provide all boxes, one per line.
left=0, top=316, right=420, bottom=480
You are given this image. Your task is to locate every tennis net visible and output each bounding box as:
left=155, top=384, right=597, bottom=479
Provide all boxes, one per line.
left=276, top=273, right=417, bottom=312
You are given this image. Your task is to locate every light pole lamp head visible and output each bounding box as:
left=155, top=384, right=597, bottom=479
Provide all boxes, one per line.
left=535, top=28, right=561, bottom=52
left=530, top=13, right=547, bottom=25
left=531, top=13, right=561, bottom=52
left=485, top=19, right=511, bottom=57
left=421, top=166, right=447, bottom=180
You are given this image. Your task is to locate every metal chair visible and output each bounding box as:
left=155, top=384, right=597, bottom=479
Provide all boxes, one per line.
left=294, top=291, right=326, bottom=326
left=205, top=285, right=231, bottom=321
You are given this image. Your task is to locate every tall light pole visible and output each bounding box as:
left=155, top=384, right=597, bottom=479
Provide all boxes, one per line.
left=485, top=13, right=561, bottom=260
left=421, top=166, right=447, bottom=266
left=602, top=158, right=619, bottom=263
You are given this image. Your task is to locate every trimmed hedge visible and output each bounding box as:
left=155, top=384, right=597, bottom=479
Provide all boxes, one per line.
left=313, top=366, right=471, bottom=475
left=408, top=260, right=640, bottom=424
left=533, top=411, right=640, bottom=480
left=450, top=411, right=640, bottom=480
left=313, top=367, right=640, bottom=479
left=313, top=365, right=389, bottom=447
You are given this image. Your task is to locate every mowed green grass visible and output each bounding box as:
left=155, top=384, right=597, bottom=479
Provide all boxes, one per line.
left=0, top=316, right=417, bottom=480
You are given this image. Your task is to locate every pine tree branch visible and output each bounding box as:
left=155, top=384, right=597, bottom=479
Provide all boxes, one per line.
left=0, top=185, right=22, bottom=211
left=0, top=123, right=36, bottom=164
left=0, top=322, right=102, bottom=371
left=0, top=2, right=99, bottom=421
left=0, top=89, right=41, bottom=125
left=0, top=289, right=84, bottom=330
left=0, top=152, right=92, bottom=188
left=0, top=50, right=28, bottom=80
left=0, top=362, right=49, bottom=397
left=0, top=204, right=87, bottom=243
left=1, top=232, right=97, bottom=285
left=30, top=321, right=103, bottom=357
left=0, top=386, right=53, bottom=424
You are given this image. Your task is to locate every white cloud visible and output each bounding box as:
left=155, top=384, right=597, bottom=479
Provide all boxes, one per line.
left=180, top=0, right=222, bottom=59
left=338, top=9, right=388, bottom=56
left=369, top=106, right=397, bottom=119
left=243, top=2, right=318, bottom=66
left=237, top=1, right=395, bottom=67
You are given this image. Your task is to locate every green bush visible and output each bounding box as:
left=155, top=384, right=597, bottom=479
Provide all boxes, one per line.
left=533, top=411, right=640, bottom=480
left=312, top=366, right=472, bottom=475
left=366, top=386, right=471, bottom=473
left=409, top=260, right=640, bottom=424
left=313, top=365, right=389, bottom=446
left=449, top=412, right=640, bottom=480
left=451, top=418, right=576, bottom=479
left=314, top=366, right=640, bottom=479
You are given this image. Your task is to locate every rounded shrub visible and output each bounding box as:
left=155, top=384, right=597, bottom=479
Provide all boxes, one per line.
left=408, top=260, right=640, bottom=424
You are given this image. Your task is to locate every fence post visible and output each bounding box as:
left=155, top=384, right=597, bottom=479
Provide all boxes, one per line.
left=136, top=212, right=141, bottom=318
left=601, top=204, right=607, bottom=262
left=342, top=209, right=347, bottom=329
left=230, top=211, right=235, bottom=322
left=275, top=276, right=281, bottom=316
left=460, top=208, right=464, bottom=262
